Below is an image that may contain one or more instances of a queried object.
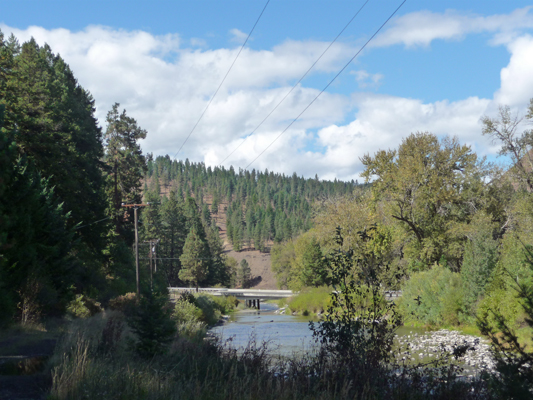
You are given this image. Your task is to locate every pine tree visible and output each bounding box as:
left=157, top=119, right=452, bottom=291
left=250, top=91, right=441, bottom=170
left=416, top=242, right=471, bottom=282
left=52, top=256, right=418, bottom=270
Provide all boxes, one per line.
left=205, top=225, right=230, bottom=287
left=104, top=102, right=147, bottom=238
left=160, top=191, right=186, bottom=286
left=0, top=105, right=74, bottom=322
left=179, top=227, right=210, bottom=291
left=0, top=33, right=107, bottom=267
left=238, top=259, right=251, bottom=289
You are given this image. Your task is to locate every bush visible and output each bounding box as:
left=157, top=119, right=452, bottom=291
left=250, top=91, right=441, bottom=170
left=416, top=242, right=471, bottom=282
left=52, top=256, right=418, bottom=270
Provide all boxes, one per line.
left=108, top=292, right=137, bottom=316
left=173, top=299, right=203, bottom=324
left=66, top=295, right=91, bottom=319
left=399, top=264, right=465, bottom=326
left=172, top=294, right=236, bottom=329
left=287, top=286, right=331, bottom=314
left=194, top=295, right=222, bottom=325
left=210, top=295, right=238, bottom=314
left=127, top=290, right=176, bottom=357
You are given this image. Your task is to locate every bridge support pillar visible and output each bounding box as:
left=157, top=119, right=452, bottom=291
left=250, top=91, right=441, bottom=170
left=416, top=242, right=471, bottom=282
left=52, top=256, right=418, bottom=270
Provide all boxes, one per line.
left=257, top=299, right=260, bottom=310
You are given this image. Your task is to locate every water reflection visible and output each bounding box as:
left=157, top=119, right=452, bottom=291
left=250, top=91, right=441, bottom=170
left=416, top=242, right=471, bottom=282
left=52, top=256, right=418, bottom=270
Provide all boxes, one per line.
left=211, top=304, right=317, bottom=355
left=211, top=304, right=430, bottom=356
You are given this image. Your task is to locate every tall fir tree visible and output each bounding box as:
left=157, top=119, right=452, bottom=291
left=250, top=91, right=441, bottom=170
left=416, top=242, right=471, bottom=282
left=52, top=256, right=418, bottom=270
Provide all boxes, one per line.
left=179, top=227, right=210, bottom=291
left=104, top=102, right=147, bottom=240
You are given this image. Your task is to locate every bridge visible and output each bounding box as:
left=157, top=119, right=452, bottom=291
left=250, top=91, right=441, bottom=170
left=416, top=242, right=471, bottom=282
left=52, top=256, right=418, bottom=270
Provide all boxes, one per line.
left=168, top=287, right=401, bottom=310
left=169, top=287, right=295, bottom=309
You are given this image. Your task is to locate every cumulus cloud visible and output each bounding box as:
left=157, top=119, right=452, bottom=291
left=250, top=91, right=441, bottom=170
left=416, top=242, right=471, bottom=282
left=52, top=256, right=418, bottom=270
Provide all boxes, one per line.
left=230, top=28, right=248, bottom=43
left=2, top=6, right=533, bottom=181
left=1, top=24, right=352, bottom=162
left=350, top=70, right=383, bottom=89
left=373, top=7, right=533, bottom=48
left=494, top=34, right=533, bottom=108
left=312, top=95, right=493, bottom=181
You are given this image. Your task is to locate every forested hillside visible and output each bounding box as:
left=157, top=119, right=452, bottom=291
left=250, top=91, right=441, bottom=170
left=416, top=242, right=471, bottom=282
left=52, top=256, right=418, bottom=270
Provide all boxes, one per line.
left=143, top=155, right=361, bottom=249
left=138, top=155, right=363, bottom=289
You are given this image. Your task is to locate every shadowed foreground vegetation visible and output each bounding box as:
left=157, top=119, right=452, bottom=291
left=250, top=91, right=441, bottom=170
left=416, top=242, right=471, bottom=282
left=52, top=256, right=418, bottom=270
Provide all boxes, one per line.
left=46, top=231, right=507, bottom=400
left=48, top=311, right=486, bottom=400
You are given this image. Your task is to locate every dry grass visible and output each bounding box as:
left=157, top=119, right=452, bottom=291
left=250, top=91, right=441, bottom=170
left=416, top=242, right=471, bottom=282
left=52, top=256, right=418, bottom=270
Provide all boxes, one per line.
left=46, top=311, right=492, bottom=400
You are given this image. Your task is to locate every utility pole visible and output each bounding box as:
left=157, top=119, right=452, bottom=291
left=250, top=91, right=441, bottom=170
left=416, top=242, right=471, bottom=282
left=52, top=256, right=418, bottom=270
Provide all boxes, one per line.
left=144, top=239, right=160, bottom=291
left=122, top=203, right=150, bottom=298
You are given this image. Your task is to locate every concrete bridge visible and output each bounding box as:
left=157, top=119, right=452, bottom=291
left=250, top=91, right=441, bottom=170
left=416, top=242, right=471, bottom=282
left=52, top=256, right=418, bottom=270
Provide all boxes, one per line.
left=168, top=287, right=401, bottom=310
left=168, top=287, right=295, bottom=309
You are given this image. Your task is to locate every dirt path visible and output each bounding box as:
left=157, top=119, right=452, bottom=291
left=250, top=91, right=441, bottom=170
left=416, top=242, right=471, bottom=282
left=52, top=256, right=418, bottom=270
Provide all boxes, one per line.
left=0, top=329, right=58, bottom=400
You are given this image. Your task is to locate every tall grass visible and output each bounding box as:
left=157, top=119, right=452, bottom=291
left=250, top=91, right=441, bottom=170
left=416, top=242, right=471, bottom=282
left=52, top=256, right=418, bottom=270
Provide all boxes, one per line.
left=48, top=311, right=491, bottom=400
left=286, top=286, right=331, bottom=315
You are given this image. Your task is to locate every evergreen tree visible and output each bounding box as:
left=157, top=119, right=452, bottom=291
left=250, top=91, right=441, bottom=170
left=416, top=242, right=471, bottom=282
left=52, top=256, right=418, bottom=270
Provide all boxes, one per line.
left=0, top=105, right=75, bottom=322
left=104, top=102, right=147, bottom=238
left=238, top=259, right=251, bottom=289
left=205, top=225, right=231, bottom=287
left=179, top=227, right=210, bottom=291
left=128, top=289, right=176, bottom=357
left=160, top=191, right=186, bottom=286
left=0, top=32, right=107, bottom=272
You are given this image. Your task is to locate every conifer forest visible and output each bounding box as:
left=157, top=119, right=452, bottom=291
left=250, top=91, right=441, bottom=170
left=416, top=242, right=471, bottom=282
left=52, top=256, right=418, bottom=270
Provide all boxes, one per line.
left=2, top=28, right=533, bottom=400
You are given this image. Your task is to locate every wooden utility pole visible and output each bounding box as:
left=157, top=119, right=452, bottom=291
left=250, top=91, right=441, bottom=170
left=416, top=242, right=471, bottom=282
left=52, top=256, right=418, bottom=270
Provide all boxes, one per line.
left=122, top=203, right=150, bottom=297
left=144, top=239, right=160, bottom=291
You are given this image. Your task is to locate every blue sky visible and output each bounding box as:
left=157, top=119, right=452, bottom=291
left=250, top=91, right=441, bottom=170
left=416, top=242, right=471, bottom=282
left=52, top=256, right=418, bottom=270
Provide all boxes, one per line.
left=2, top=1, right=533, bottom=180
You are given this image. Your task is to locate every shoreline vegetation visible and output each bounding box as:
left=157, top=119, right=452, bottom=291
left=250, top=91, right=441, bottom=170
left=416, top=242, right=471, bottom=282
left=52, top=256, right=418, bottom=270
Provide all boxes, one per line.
left=43, top=298, right=488, bottom=400
left=2, top=30, right=533, bottom=398
left=0, top=279, right=531, bottom=399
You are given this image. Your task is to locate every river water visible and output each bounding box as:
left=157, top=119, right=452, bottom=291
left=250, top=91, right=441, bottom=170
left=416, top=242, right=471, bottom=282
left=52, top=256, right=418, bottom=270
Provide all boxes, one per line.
left=210, top=303, right=427, bottom=356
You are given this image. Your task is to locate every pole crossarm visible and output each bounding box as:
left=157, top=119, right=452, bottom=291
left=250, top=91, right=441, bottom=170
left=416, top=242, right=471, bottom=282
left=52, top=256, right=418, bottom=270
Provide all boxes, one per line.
left=121, top=203, right=150, bottom=208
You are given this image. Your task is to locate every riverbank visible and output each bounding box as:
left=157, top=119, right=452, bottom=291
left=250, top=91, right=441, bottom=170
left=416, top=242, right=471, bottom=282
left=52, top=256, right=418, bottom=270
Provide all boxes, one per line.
left=215, top=303, right=497, bottom=375
left=47, top=310, right=493, bottom=399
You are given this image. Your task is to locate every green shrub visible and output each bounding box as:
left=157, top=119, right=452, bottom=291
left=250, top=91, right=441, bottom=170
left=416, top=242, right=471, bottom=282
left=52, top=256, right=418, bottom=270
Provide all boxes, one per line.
left=194, top=295, right=222, bottom=325
left=399, top=264, right=465, bottom=326
left=66, top=295, right=91, bottom=319
left=288, top=286, right=331, bottom=314
left=477, top=275, right=523, bottom=329
left=210, top=295, right=238, bottom=314
left=172, top=299, right=203, bottom=324
left=476, top=236, right=533, bottom=329
left=172, top=294, right=236, bottom=329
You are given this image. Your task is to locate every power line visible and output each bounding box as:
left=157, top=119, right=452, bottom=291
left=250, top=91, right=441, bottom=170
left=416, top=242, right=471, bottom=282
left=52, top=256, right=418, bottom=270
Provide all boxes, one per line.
left=220, top=0, right=371, bottom=165
left=139, top=257, right=222, bottom=261
left=74, top=216, right=112, bottom=230
left=173, top=0, right=271, bottom=160
left=243, top=0, right=407, bottom=171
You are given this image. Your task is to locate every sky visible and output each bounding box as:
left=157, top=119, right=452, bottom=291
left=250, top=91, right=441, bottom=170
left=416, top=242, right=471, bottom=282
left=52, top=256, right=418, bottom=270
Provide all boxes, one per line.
left=2, top=0, right=533, bottom=181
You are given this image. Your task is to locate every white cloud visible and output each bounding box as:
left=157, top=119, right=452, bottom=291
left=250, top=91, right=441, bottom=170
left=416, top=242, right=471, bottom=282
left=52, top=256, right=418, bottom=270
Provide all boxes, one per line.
left=494, top=34, right=533, bottom=108
left=312, top=95, right=492, bottom=181
left=0, top=24, right=351, bottom=170
left=2, top=10, right=533, bottom=182
left=350, top=70, right=383, bottom=89
left=373, top=7, right=533, bottom=48
left=229, top=28, right=248, bottom=43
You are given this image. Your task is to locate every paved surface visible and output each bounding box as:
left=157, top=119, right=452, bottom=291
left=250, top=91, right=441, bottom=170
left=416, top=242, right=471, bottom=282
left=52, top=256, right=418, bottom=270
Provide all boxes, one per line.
left=169, top=287, right=295, bottom=300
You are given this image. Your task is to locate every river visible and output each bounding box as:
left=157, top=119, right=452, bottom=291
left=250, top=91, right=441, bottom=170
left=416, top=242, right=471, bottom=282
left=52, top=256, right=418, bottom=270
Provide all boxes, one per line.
left=210, top=303, right=427, bottom=356
left=210, top=304, right=494, bottom=374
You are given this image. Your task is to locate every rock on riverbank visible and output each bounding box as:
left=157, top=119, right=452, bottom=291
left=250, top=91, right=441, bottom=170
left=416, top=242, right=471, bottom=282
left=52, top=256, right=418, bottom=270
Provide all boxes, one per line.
left=395, top=329, right=494, bottom=372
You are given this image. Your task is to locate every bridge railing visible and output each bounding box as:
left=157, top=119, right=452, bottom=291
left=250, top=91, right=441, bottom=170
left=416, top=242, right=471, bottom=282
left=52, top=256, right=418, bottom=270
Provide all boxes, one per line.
left=168, top=287, right=295, bottom=300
